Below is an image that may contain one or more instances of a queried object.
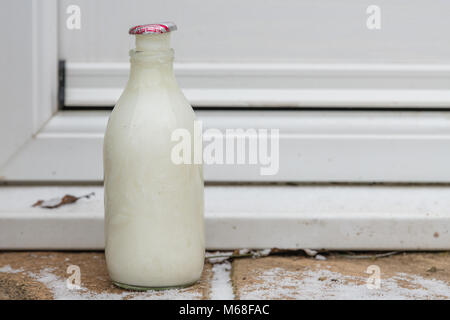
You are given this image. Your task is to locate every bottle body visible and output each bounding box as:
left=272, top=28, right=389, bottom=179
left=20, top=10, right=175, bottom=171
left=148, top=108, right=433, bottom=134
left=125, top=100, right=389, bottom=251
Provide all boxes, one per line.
left=103, top=33, right=204, bottom=289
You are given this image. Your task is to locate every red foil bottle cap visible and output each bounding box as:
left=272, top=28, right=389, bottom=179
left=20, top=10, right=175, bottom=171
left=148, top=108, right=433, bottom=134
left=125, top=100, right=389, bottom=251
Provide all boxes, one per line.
left=129, top=22, right=177, bottom=35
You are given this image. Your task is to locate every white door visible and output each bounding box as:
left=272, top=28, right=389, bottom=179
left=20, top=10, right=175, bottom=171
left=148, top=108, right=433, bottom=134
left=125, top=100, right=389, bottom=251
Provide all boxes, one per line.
left=1, top=1, right=449, bottom=249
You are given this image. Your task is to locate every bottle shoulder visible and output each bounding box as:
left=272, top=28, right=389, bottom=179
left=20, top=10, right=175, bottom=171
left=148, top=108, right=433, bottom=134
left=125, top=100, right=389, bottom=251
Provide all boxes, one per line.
left=106, top=86, right=195, bottom=136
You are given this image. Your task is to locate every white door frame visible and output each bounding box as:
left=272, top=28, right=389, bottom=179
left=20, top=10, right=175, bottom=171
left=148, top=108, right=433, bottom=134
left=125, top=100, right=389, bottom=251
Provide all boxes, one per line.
left=66, top=62, right=450, bottom=108
left=3, top=109, right=450, bottom=183
left=0, top=0, right=58, bottom=175
left=0, top=1, right=449, bottom=250
left=1, top=184, right=449, bottom=250
left=2, top=1, right=450, bottom=184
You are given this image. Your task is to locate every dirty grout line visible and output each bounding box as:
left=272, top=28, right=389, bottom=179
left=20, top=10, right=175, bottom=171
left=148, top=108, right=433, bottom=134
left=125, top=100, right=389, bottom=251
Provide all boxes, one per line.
left=210, top=261, right=235, bottom=300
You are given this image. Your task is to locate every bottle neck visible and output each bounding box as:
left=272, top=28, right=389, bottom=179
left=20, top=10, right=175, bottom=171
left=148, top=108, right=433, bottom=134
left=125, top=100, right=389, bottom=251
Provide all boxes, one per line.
left=135, top=33, right=171, bottom=51
left=128, top=33, right=176, bottom=87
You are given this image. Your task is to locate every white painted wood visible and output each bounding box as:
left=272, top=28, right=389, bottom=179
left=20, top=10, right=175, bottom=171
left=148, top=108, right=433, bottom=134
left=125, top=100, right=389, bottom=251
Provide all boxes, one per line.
left=2, top=110, right=450, bottom=182
left=66, top=88, right=450, bottom=108
left=65, top=62, right=450, bottom=107
left=58, top=0, right=450, bottom=64
left=0, top=2, right=33, bottom=168
left=0, top=185, right=448, bottom=250
left=1, top=1, right=448, bottom=248
left=0, top=1, right=58, bottom=169
left=30, top=0, right=58, bottom=131
left=59, top=0, right=450, bottom=107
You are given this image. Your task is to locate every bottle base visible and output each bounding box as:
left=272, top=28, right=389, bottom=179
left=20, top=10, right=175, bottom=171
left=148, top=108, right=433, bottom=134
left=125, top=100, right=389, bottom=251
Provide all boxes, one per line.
left=112, top=280, right=198, bottom=291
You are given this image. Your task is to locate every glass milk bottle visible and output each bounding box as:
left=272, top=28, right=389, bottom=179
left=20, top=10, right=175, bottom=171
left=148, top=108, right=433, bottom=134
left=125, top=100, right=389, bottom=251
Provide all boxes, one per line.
left=103, top=23, right=204, bottom=290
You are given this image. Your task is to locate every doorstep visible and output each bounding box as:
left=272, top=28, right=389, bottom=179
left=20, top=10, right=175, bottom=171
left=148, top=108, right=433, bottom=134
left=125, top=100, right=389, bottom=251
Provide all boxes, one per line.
left=0, top=251, right=449, bottom=300
left=0, top=185, right=449, bottom=250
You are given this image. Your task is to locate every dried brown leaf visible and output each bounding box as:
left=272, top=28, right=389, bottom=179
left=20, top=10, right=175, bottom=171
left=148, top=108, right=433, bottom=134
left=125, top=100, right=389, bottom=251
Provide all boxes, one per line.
left=32, top=192, right=95, bottom=209
left=32, top=200, right=44, bottom=207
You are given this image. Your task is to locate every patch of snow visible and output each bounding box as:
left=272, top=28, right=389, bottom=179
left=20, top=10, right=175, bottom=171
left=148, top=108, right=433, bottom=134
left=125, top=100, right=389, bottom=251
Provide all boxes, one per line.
left=210, top=261, right=234, bottom=300
left=26, top=268, right=201, bottom=300
left=0, top=265, right=24, bottom=274
left=0, top=263, right=202, bottom=300
left=253, top=249, right=272, bottom=257
left=206, top=249, right=272, bottom=263
left=303, top=249, right=318, bottom=257
left=206, top=251, right=234, bottom=264
left=240, top=268, right=450, bottom=300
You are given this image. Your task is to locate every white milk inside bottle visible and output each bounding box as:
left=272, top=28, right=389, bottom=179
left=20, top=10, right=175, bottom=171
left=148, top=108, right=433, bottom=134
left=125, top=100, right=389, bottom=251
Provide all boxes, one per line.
left=103, top=23, right=205, bottom=290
